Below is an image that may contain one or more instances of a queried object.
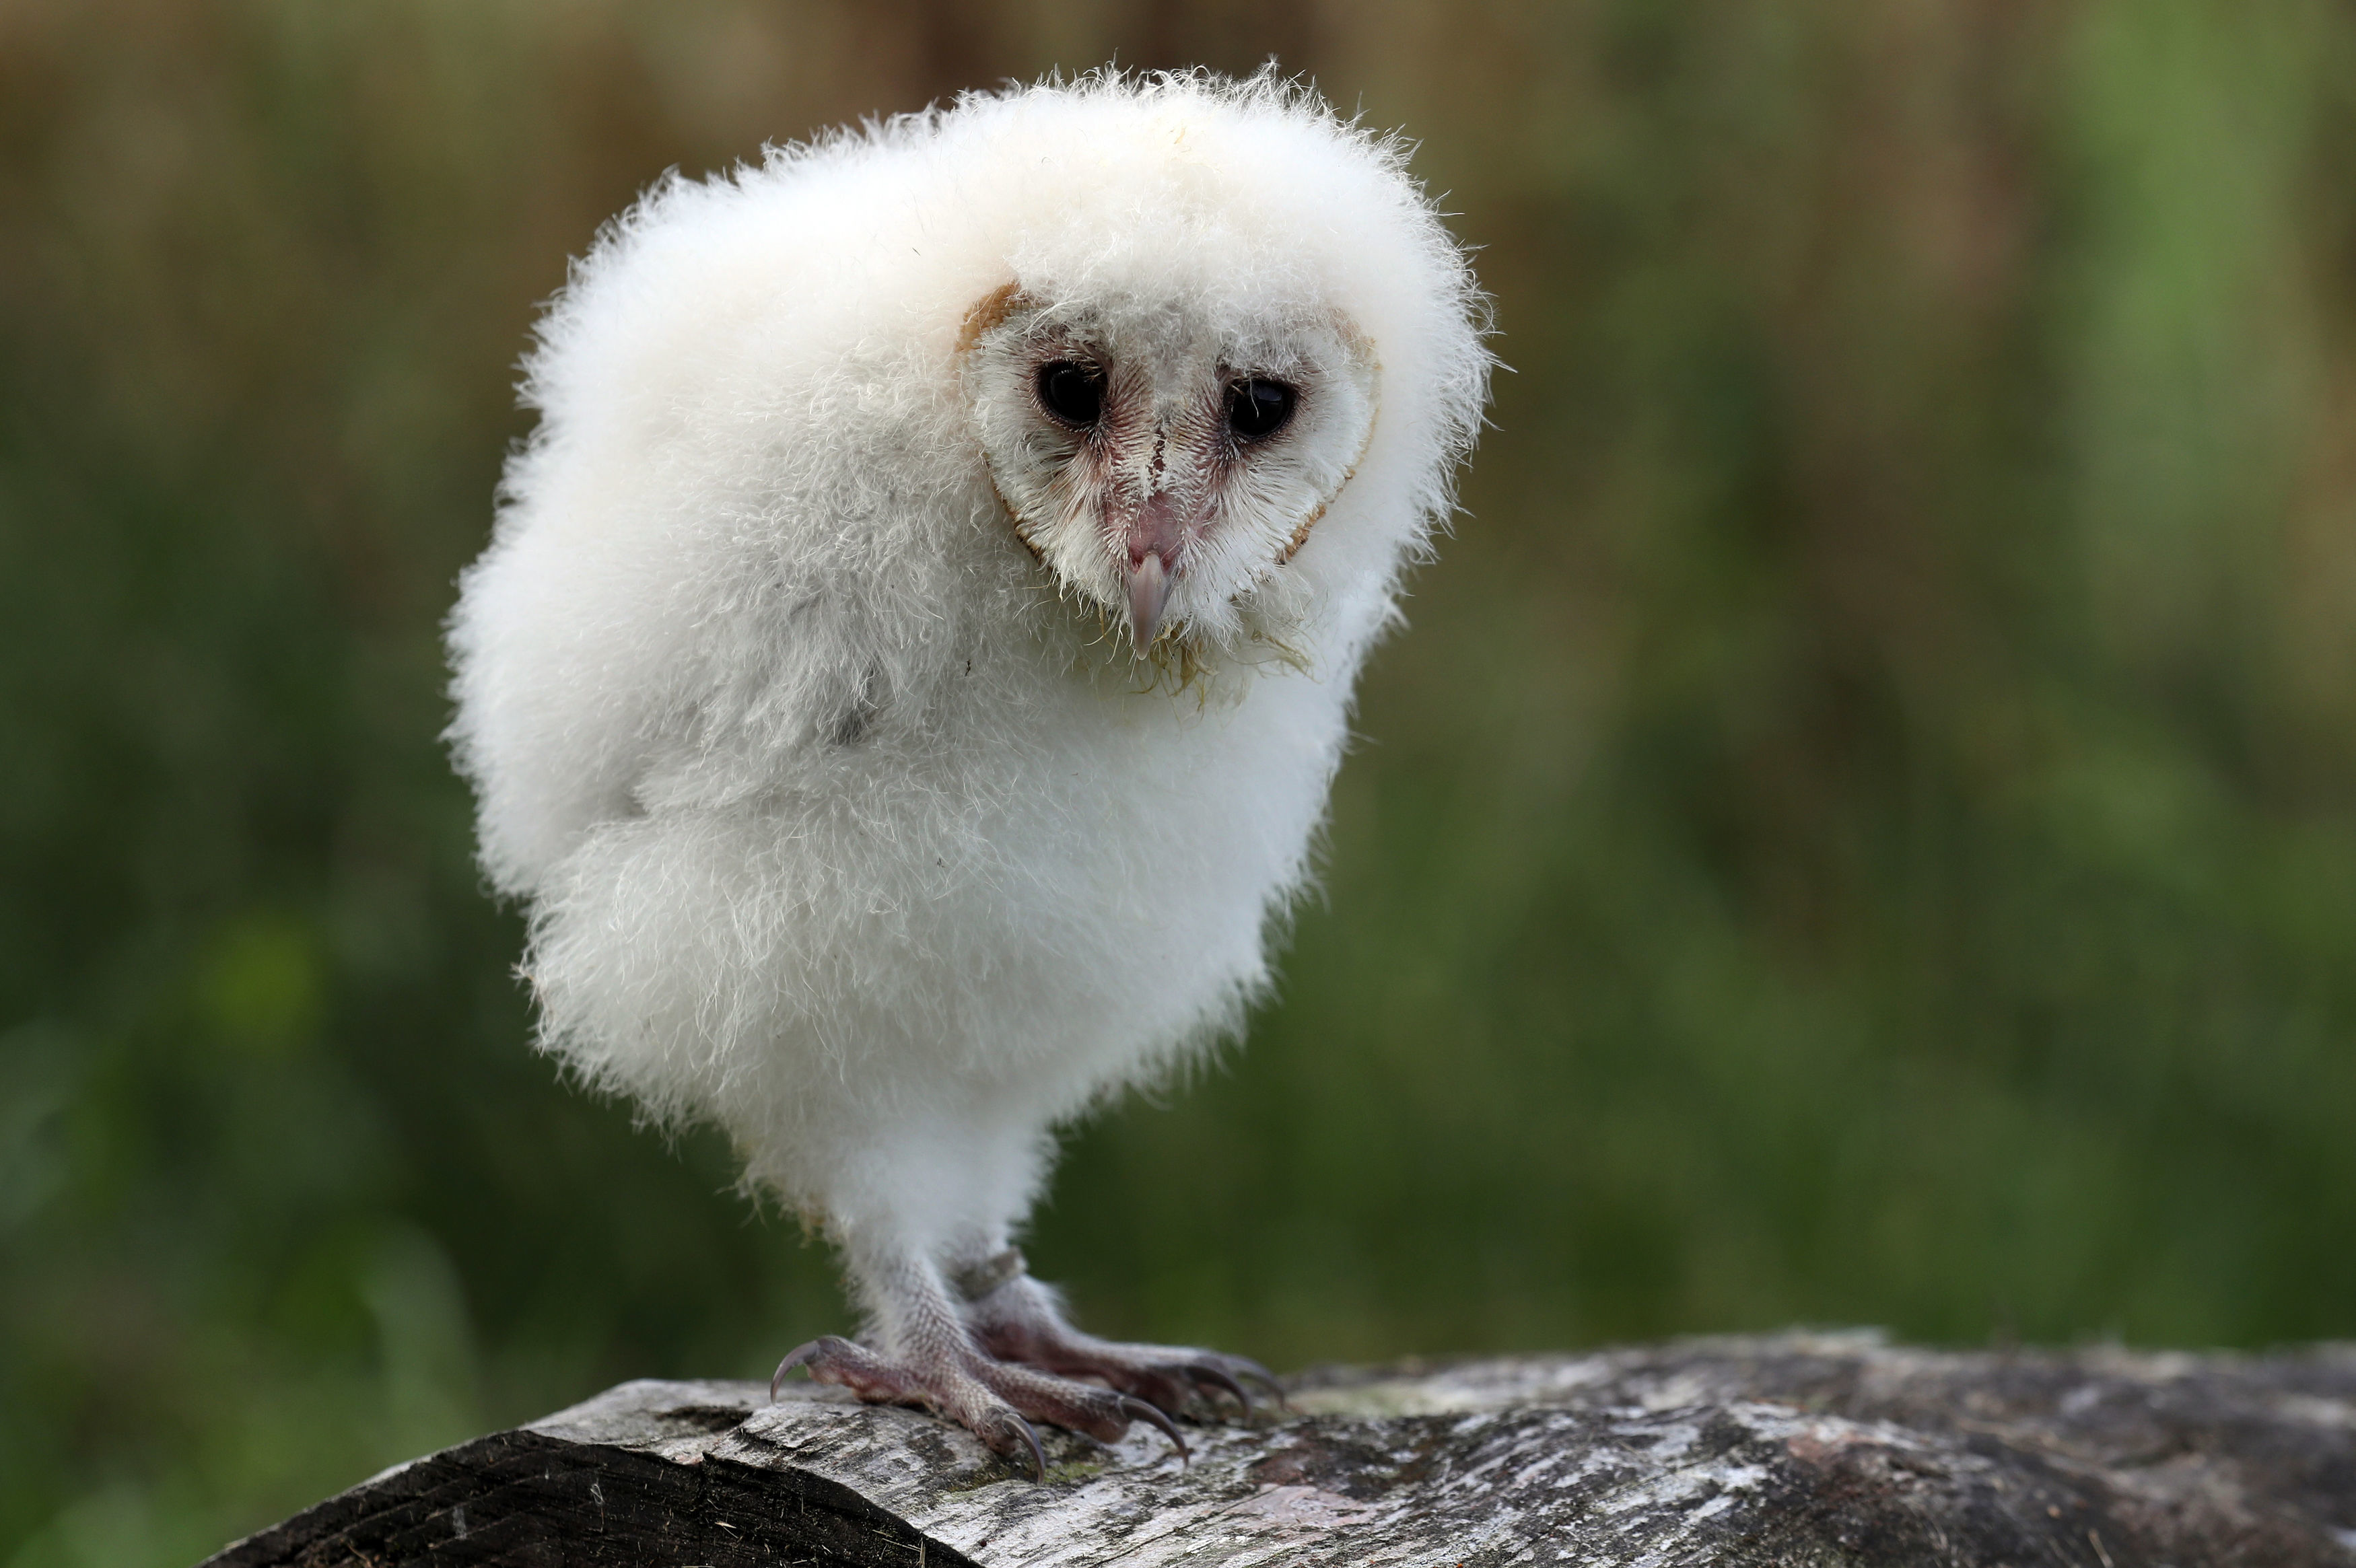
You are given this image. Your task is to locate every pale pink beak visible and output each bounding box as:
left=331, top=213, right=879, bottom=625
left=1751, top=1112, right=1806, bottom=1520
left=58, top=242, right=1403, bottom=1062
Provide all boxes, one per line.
left=1121, top=490, right=1196, bottom=655
left=1127, top=555, right=1173, bottom=655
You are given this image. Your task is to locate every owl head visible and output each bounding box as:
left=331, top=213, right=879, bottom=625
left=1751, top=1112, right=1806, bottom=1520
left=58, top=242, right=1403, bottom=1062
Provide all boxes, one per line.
left=943, top=71, right=1488, bottom=666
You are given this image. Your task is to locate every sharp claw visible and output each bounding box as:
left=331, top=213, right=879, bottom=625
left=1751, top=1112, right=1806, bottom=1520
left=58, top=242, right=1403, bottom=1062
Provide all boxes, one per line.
left=1120, top=1395, right=1189, bottom=1464
left=1014, top=1413, right=1047, bottom=1482
left=770, top=1339, right=824, bottom=1402
left=1187, top=1362, right=1253, bottom=1417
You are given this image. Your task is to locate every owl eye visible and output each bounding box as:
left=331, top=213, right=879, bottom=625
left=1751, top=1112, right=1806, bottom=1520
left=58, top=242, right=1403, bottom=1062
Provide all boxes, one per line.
left=1036, top=360, right=1106, bottom=428
left=1225, top=378, right=1296, bottom=441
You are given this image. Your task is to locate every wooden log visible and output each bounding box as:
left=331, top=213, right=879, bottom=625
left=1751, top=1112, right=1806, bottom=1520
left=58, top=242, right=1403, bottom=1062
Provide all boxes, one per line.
left=201, top=1331, right=2356, bottom=1566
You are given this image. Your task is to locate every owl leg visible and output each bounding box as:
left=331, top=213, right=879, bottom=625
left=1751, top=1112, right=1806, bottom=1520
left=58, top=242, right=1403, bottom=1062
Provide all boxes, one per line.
left=771, top=1245, right=1185, bottom=1479
left=952, top=1247, right=1283, bottom=1419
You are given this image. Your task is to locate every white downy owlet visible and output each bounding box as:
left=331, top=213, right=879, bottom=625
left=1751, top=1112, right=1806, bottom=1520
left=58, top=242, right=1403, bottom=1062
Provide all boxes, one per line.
left=447, top=68, right=1490, bottom=1474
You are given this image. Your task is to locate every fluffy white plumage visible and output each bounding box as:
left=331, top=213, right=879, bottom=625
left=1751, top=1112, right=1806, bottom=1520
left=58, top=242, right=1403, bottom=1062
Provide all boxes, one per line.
left=448, top=68, right=1488, bottom=1465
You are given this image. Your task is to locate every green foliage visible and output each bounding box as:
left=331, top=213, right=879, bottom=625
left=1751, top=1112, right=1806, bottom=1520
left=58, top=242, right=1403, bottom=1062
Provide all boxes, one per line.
left=3, top=3, right=2353, bottom=1561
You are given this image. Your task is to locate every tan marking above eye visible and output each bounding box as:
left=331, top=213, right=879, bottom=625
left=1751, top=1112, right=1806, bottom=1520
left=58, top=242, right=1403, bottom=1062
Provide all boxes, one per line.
left=958, top=281, right=1033, bottom=355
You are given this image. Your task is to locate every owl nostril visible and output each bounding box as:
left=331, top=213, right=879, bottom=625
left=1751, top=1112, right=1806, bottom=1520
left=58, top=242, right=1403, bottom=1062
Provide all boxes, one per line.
left=1125, top=492, right=1187, bottom=573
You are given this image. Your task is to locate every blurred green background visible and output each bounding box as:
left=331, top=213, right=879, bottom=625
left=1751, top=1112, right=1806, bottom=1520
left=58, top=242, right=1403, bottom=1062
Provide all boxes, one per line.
left=5, top=0, right=2356, bottom=1561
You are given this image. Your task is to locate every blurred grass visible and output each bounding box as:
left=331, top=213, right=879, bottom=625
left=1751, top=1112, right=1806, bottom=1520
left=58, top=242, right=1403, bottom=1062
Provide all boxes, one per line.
left=3, top=1, right=2355, bottom=1562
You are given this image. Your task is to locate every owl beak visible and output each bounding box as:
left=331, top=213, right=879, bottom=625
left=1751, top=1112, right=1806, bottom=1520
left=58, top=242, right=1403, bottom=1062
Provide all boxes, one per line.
left=1127, top=555, right=1174, bottom=654
left=1120, top=489, right=1195, bottom=655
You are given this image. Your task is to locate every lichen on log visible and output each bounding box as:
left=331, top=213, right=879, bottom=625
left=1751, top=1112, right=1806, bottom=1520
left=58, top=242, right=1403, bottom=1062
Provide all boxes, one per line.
left=201, top=1331, right=2356, bottom=1566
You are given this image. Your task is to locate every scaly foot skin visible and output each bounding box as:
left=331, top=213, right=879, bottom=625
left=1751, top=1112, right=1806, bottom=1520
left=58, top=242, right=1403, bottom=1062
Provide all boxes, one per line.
left=957, top=1254, right=1284, bottom=1421
left=769, top=1248, right=1276, bottom=1479
left=771, top=1333, right=1185, bottom=1478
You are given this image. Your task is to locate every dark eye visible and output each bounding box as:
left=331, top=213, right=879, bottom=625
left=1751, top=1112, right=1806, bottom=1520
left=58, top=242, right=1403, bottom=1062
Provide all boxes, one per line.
left=1225, top=378, right=1296, bottom=441
left=1036, top=360, right=1105, bottom=427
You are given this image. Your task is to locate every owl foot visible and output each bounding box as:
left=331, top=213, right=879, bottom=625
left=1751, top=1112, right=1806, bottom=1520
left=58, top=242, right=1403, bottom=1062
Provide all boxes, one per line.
left=956, top=1251, right=1286, bottom=1421
left=772, top=1333, right=1186, bottom=1481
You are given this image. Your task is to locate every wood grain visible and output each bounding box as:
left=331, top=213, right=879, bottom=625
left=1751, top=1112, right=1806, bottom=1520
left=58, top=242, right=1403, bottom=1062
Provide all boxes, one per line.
left=201, top=1332, right=2356, bottom=1566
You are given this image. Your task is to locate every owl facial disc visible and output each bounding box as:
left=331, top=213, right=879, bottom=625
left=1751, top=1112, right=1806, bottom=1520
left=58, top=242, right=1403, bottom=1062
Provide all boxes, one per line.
left=964, top=288, right=1379, bottom=660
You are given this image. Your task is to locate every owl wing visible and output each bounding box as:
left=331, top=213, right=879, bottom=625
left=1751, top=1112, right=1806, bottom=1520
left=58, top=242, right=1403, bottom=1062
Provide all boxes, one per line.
left=447, top=462, right=908, bottom=898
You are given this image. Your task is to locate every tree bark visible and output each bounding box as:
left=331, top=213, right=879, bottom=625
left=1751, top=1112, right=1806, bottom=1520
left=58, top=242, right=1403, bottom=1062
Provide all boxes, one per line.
left=201, top=1331, right=2356, bottom=1566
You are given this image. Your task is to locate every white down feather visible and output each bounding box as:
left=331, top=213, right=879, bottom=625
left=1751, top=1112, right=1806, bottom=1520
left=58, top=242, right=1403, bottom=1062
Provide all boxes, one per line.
left=446, top=69, right=1490, bottom=1264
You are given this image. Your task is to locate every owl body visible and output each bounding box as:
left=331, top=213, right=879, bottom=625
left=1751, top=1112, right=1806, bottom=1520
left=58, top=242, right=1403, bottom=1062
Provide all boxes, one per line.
left=450, top=73, right=1486, bottom=1397
left=501, top=649, right=1353, bottom=1258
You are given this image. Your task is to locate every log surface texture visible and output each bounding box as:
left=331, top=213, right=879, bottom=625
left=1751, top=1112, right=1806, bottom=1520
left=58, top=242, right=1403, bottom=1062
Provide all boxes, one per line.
left=203, top=1332, right=2356, bottom=1567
